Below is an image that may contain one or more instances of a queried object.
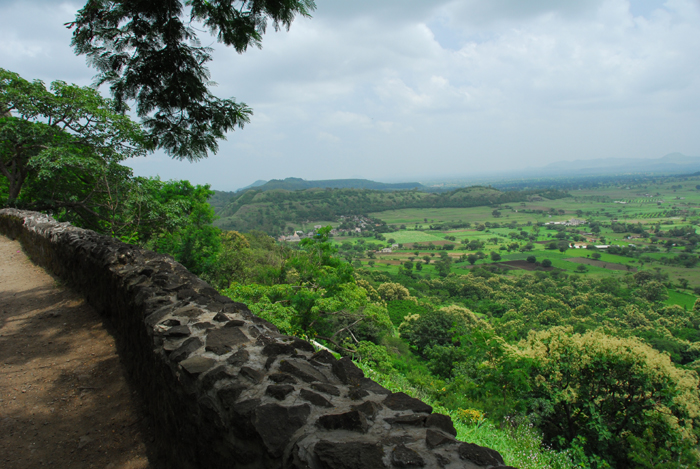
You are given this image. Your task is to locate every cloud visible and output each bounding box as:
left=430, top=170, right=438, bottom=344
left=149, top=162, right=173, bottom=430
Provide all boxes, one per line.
left=2, top=0, right=699, bottom=190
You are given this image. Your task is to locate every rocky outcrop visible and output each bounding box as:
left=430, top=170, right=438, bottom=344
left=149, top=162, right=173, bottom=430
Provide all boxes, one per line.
left=0, top=209, right=515, bottom=469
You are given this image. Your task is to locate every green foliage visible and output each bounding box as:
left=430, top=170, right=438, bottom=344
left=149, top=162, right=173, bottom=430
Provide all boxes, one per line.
left=69, top=0, right=315, bottom=159
left=1, top=68, right=149, bottom=227
left=512, top=328, right=700, bottom=468
left=355, top=341, right=393, bottom=372
left=217, top=228, right=394, bottom=350
left=223, top=283, right=299, bottom=335
left=150, top=184, right=221, bottom=275
left=386, top=299, right=426, bottom=327
left=213, top=185, right=570, bottom=235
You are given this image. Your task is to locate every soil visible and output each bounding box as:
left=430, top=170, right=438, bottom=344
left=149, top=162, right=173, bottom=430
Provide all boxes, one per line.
left=500, top=260, right=555, bottom=271
left=0, top=235, right=155, bottom=469
left=566, top=257, right=637, bottom=272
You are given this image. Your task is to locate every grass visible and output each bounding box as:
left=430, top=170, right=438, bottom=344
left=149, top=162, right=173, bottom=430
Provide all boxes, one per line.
left=334, top=174, right=700, bottom=299
left=355, top=361, right=576, bottom=469
left=389, top=230, right=445, bottom=244
left=664, top=289, right=697, bottom=309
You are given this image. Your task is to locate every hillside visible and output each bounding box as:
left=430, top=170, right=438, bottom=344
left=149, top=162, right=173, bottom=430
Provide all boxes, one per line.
left=236, top=177, right=425, bottom=192
left=212, top=185, right=569, bottom=234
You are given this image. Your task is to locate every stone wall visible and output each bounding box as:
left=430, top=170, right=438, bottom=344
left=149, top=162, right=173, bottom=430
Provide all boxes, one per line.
left=0, top=209, right=514, bottom=469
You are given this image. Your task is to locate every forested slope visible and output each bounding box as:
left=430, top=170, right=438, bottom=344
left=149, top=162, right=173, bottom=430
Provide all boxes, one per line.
left=212, top=186, right=570, bottom=234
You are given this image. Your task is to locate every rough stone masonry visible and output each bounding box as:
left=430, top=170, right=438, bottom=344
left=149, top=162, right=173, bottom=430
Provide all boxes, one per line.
left=0, top=209, right=516, bottom=469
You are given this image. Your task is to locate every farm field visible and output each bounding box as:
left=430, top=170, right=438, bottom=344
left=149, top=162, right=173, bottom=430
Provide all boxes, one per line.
left=330, top=174, right=700, bottom=308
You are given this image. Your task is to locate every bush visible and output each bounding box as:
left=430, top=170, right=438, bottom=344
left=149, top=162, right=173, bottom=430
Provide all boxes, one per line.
left=526, top=256, right=536, bottom=263
left=541, top=259, right=552, bottom=268
left=511, top=328, right=700, bottom=468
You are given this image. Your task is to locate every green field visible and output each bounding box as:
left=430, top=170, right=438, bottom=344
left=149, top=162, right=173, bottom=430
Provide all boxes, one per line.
left=329, top=174, right=700, bottom=306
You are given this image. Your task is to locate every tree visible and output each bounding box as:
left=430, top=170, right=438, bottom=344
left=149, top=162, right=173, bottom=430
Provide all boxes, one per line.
left=68, top=0, right=316, bottom=160
left=541, top=259, right=552, bottom=268
left=1, top=68, right=148, bottom=205
left=526, top=255, right=536, bottom=263
left=377, top=282, right=414, bottom=302
left=435, top=251, right=452, bottom=277
left=490, top=251, right=501, bottom=261
left=513, top=328, right=700, bottom=468
left=638, top=280, right=669, bottom=303
left=467, top=254, right=478, bottom=265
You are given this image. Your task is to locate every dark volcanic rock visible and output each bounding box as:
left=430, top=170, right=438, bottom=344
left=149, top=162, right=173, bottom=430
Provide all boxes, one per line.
left=425, top=413, right=457, bottom=437
left=169, top=337, right=202, bottom=363
left=300, top=389, right=333, bottom=408
left=435, top=453, right=450, bottom=467
left=458, top=442, right=505, bottom=467
left=351, top=400, right=382, bottom=419
left=253, top=404, right=311, bottom=457
left=212, top=312, right=229, bottom=322
left=291, top=338, right=316, bottom=353
left=201, top=365, right=235, bottom=390
left=205, top=327, right=249, bottom=355
left=226, top=348, right=249, bottom=367
left=269, top=373, right=298, bottom=384
left=239, top=366, right=265, bottom=384
left=347, top=386, right=370, bottom=400
left=179, top=356, right=215, bottom=376
left=311, top=383, right=340, bottom=396
left=262, top=342, right=296, bottom=356
left=383, top=392, right=432, bottom=414
left=176, top=288, right=198, bottom=300
left=162, top=325, right=190, bottom=337
left=192, top=321, right=216, bottom=330
left=266, top=384, right=294, bottom=401
left=331, top=357, right=364, bottom=385
left=279, top=358, right=328, bottom=383
left=360, top=377, right=391, bottom=395
left=317, top=410, right=368, bottom=433
left=391, top=444, right=425, bottom=468
left=217, top=383, right=248, bottom=410
left=224, top=319, right=246, bottom=328
left=425, top=429, right=456, bottom=449
left=314, top=440, right=386, bottom=469
left=385, top=414, right=426, bottom=426
left=310, top=349, right=337, bottom=364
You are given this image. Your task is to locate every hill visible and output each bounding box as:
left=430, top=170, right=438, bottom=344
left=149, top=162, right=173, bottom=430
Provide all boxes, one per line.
left=211, top=185, right=569, bottom=234
left=236, top=177, right=425, bottom=192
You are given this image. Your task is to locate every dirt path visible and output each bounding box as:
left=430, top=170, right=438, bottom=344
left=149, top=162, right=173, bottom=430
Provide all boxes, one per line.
left=0, top=235, right=153, bottom=468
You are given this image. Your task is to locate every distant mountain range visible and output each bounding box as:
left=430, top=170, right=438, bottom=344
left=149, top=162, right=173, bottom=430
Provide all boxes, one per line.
left=535, top=153, right=700, bottom=176
left=236, top=177, right=424, bottom=192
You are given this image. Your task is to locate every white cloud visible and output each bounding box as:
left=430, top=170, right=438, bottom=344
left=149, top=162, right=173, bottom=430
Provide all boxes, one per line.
left=1, top=0, right=699, bottom=190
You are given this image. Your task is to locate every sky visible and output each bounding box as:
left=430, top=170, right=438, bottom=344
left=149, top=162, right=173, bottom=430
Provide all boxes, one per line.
left=1, top=0, right=699, bottom=191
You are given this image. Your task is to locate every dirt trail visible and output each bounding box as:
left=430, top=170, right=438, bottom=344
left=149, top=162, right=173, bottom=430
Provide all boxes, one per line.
left=0, top=235, right=153, bottom=468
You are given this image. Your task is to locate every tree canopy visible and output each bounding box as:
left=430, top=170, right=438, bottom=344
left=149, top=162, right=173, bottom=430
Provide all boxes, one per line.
left=0, top=68, right=148, bottom=209
left=68, top=0, right=316, bottom=160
